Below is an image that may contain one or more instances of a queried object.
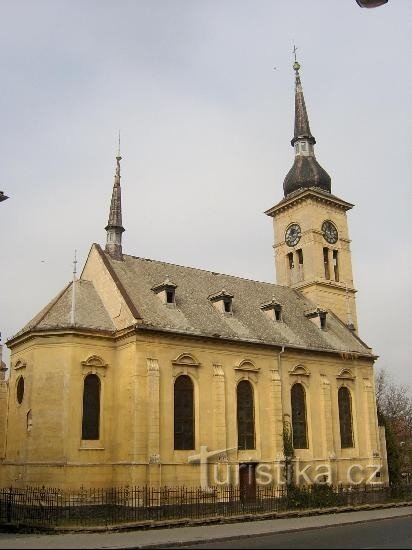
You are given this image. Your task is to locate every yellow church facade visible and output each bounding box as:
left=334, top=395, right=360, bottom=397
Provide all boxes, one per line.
left=0, top=59, right=388, bottom=490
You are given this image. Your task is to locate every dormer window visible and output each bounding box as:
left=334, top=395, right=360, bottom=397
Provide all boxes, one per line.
left=305, top=307, right=328, bottom=330
left=166, top=289, right=175, bottom=304
left=151, top=277, right=177, bottom=307
left=208, top=289, right=234, bottom=315
left=260, top=298, right=283, bottom=322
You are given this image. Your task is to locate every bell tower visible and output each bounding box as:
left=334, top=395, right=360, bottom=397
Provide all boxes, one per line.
left=266, top=54, right=358, bottom=330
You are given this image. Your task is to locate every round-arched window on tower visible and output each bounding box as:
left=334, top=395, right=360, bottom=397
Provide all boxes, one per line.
left=16, top=376, right=25, bottom=404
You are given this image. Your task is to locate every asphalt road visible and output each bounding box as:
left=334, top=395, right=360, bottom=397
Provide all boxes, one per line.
left=179, top=516, right=412, bottom=549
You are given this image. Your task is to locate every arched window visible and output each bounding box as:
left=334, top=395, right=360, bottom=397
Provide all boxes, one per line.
left=82, top=374, right=101, bottom=440
left=291, top=383, right=308, bottom=449
left=16, top=376, right=25, bottom=404
left=174, top=375, right=194, bottom=450
left=237, top=380, right=255, bottom=450
left=338, top=386, right=354, bottom=448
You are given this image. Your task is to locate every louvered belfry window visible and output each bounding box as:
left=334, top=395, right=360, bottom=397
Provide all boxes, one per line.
left=237, top=380, right=256, bottom=450
left=291, top=383, right=308, bottom=449
left=174, top=375, right=195, bottom=450
left=338, top=386, right=354, bottom=448
left=82, top=374, right=101, bottom=440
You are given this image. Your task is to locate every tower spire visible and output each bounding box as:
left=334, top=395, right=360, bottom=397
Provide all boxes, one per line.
left=283, top=49, right=331, bottom=197
left=291, top=49, right=315, bottom=147
left=105, top=137, right=125, bottom=260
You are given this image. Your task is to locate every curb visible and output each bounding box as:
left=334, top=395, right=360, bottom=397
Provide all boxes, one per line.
left=1, top=500, right=410, bottom=535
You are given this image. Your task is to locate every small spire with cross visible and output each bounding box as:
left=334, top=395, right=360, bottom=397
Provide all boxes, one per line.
left=105, top=133, right=125, bottom=260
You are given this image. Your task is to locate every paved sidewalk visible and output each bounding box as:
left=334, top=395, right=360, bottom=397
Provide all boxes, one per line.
left=0, top=506, right=411, bottom=549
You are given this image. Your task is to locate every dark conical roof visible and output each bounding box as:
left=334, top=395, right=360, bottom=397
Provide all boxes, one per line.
left=283, top=156, right=331, bottom=196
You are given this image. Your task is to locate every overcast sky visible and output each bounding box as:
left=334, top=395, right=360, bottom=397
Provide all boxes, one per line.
left=0, top=0, right=411, bottom=386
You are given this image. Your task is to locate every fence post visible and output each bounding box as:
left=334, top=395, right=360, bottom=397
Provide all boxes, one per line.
left=6, top=487, right=12, bottom=523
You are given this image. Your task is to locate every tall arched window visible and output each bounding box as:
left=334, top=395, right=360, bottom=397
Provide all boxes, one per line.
left=82, top=374, right=101, bottom=440
left=237, top=380, right=255, bottom=450
left=338, top=386, right=354, bottom=448
left=291, top=383, right=308, bottom=449
left=174, top=375, right=194, bottom=450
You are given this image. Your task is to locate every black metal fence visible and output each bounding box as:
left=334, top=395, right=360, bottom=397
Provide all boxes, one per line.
left=0, top=484, right=411, bottom=529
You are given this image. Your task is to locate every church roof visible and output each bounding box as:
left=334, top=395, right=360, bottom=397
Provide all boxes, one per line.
left=99, top=247, right=373, bottom=357
left=9, top=244, right=373, bottom=357
left=14, top=279, right=115, bottom=337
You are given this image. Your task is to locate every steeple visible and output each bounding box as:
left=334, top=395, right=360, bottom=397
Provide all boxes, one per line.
left=283, top=50, right=331, bottom=197
left=105, top=138, right=125, bottom=260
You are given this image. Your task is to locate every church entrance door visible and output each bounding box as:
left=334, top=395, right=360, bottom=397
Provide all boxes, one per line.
left=239, top=462, right=257, bottom=502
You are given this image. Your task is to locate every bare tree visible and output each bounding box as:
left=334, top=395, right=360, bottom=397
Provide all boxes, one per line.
left=376, top=369, right=412, bottom=439
left=376, top=368, right=412, bottom=483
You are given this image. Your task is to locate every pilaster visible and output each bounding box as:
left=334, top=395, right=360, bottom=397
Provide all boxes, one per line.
left=147, top=358, right=160, bottom=458
left=269, top=368, right=284, bottom=459
left=320, top=374, right=335, bottom=457
left=212, top=364, right=227, bottom=452
left=147, top=358, right=161, bottom=486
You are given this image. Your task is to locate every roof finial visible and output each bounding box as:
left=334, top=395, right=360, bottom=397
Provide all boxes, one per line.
left=72, top=249, right=78, bottom=282
left=71, top=249, right=77, bottom=325
left=115, top=131, right=122, bottom=183
left=293, top=45, right=300, bottom=72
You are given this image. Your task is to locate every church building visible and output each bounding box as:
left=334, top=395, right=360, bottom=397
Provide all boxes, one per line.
left=0, top=59, right=388, bottom=490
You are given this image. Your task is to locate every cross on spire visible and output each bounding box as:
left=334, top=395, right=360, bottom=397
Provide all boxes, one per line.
left=293, top=44, right=301, bottom=72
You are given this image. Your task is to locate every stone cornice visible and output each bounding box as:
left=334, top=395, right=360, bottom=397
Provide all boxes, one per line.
left=291, top=279, right=357, bottom=294
left=265, top=188, right=354, bottom=217
left=135, top=323, right=375, bottom=360
left=7, top=326, right=116, bottom=348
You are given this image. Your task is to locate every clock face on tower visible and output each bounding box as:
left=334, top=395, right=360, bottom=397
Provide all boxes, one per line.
left=322, top=220, right=338, bottom=244
left=285, top=223, right=302, bottom=247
